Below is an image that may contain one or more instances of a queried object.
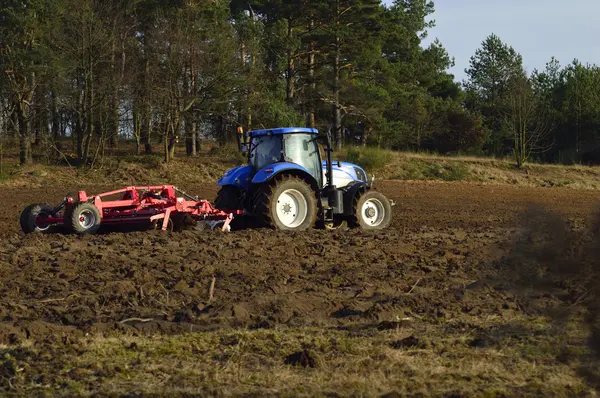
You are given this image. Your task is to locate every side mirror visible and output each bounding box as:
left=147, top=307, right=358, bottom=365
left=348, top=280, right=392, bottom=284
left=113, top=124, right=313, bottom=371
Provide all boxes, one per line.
left=240, top=144, right=248, bottom=156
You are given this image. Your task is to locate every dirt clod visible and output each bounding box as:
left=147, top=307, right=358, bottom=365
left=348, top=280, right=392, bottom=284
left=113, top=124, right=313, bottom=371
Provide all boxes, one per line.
left=390, top=336, right=424, bottom=349
left=284, top=349, right=319, bottom=368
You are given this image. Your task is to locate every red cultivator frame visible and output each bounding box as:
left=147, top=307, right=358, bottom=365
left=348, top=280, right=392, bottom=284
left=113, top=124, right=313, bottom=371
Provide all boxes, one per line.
left=20, top=185, right=242, bottom=235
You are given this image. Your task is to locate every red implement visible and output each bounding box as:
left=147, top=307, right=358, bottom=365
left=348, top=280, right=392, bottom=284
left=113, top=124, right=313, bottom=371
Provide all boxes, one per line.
left=21, top=185, right=241, bottom=234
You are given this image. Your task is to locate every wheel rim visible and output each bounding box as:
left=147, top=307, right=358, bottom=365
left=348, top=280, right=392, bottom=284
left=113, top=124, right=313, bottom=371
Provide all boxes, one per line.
left=36, top=213, right=51, bottom=231
left=275, top=189, right=308, bottom=228
left=361, top=198, right=385, bottom=227
left=78, top=209, right=96, bottom=229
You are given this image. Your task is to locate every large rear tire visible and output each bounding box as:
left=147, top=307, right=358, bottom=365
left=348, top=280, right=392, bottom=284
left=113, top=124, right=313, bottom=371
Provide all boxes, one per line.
left=352, top=191, right=392, bottom=230
left=20, top=203, right=53, bottom=234
left=68, top=202, right=101, bottom=235
left=254, top=176, right=317, bottom=231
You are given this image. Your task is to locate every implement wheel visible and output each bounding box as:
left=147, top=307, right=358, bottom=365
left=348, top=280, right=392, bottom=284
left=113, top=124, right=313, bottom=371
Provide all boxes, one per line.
left=68, top=202, right=101, bottom=235
left=255, top=176, right=317, bottom=231
left=352, top=191, right=392, bottom=230
left=214, top=186, right=244, bottom=210
left=20, top=203, right=53, bottom=234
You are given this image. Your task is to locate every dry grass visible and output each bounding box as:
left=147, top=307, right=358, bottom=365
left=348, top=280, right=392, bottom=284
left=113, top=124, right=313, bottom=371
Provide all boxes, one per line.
left=365, top=151, right=600, bottom=190
left=1, top=315, right=597, bottom=397
left=3, top=141, right=600, bottom=191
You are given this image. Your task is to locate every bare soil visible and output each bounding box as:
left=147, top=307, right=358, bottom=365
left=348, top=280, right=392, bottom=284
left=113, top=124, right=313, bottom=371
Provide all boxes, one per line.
left=0, top=180, right=599, bottom=395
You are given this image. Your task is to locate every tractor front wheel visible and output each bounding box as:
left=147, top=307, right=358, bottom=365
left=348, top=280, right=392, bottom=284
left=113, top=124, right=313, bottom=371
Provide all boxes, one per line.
left=255, top=176, right=317, bottom=231
left=68, top=203, right=101, bottom=235
left=353, top=191, right=392, bottom=230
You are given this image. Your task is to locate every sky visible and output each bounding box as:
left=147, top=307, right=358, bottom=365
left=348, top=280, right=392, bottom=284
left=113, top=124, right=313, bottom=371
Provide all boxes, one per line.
left=399, top=0, right=600, bottom=82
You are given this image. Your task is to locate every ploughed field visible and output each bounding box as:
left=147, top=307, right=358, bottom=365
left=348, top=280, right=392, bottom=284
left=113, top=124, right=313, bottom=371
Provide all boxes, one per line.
left=0, top=181, right=599, bottom=396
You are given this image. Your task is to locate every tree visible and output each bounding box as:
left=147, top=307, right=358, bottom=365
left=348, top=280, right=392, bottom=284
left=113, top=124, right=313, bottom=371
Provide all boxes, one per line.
left=464, top=34, right=524, bottom=156
left=560, top=61, right=600, bottom=163
left=505, top=74, right=553, bottom=167
left=0, top=0, right=60, bottom=164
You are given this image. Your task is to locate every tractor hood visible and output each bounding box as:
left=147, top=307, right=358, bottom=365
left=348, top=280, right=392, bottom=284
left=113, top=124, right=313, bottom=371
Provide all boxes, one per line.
left=217, top=165, right=253, bottom=189
left=322, top=160, right=368, bottom=188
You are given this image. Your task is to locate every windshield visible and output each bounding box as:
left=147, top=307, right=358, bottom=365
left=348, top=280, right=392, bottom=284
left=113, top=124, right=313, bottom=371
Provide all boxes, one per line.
left=249, top=135, right=283, bottom=170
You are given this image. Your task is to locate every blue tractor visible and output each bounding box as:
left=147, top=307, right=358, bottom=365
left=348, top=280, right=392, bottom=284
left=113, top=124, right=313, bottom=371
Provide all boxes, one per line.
left=214, top=127, right=392, bottom=231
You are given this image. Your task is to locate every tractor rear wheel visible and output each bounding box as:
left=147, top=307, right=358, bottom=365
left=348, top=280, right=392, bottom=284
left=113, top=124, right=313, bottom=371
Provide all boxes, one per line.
left=68, top=202, right=101, bottom=235
left=352, top=191, right=392, bottom=230
left=20, top=203, right=53, bottom=234
left=255, top=176, right=317, bottom=231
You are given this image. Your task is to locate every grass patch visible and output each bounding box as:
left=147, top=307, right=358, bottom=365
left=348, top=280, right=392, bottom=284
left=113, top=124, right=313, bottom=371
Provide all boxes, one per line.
left=406, top=160, right=469, bottom=181
left=400, top=160, right=469, bottom=182
left=1, top=319, right=597, bottom=396
left=340, top=146, right=394, bottom=171
left=0, top=164, right=19, bottom=182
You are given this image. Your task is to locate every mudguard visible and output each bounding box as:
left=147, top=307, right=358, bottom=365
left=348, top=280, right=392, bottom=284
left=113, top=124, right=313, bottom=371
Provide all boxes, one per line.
left=343, top=182, right=368, bottom=216
left=217, top=165, right=253, bottom=190
left=251, top=162, right=317, bottom=185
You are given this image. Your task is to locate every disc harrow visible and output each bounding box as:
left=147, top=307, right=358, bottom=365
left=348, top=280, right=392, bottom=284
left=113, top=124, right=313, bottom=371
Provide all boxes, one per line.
left=20, top=185, right=241, bottom=235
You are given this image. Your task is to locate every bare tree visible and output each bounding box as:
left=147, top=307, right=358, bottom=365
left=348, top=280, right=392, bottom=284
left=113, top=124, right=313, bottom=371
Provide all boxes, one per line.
left=506, top=75, right=554, bottom=167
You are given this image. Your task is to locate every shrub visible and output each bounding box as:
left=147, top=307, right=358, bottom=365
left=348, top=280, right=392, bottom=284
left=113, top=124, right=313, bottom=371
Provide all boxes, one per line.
left=341, top=146, right=394, bottom=171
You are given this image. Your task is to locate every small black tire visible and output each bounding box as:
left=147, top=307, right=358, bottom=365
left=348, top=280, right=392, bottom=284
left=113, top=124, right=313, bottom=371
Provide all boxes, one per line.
left=353, top=191, right=392, bottom=230
left=20, top=203, right=53, bottom=234
left=254, top=176, right=318, bottom=231
left=68, top=202, right=101, bottom=235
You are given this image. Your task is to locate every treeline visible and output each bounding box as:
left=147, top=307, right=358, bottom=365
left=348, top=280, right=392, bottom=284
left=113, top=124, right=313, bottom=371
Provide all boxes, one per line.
left=465, top=34, right=600, bottom=166
left=0, top=1, right=598, bottom=167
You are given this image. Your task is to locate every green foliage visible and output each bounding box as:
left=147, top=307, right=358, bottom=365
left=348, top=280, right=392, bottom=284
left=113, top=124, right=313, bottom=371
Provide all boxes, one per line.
left=208, top=142, right=247, bottom=165
left=2, top=0, right=600, bottom=167
left=464, top=34, right=525, bottom=157
left=341, top=146, right=394, bottom=171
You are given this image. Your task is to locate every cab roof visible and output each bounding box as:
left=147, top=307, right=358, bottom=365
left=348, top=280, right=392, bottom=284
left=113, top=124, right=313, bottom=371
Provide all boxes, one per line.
left=248, top=127, right=318, bottom=137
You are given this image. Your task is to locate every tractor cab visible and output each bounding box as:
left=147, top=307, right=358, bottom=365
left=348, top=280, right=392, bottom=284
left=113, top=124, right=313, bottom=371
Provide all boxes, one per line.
left=215, top=127, right=392, bottom=231
left=246, top=128, right=323, bottom=188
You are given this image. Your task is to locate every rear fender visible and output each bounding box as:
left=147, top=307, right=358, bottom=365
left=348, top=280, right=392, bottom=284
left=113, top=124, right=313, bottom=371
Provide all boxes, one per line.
left=252, top=163, right=319, bottom=191
left=217, top=165, right=253, bottom=190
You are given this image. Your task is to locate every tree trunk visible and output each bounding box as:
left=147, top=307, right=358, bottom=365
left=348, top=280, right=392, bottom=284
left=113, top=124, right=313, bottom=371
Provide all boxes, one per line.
left=75, top=112, right=83, bottom=160
left=33, top=85, right=45, bottom=147
left=306, top=20, right=316, bottom=128
left=361, top=126, right=370, bottom=147
left=9, top=110, right=18, bottom=142
left=185, top=118, right=197, bottom=157
left=108, top=24, right=120, bottom=150
left=133, top=106, right=141, bottom=155
left=167, top=111, right=179, bottom=160
left=51, top=90, right=61, bottom=149
left=333, top=35, right=342, bottom=150
left=163, top=127, right=169, bottom=163
left=185, top=116, right=194, bottom=157
left=141, top=59, right=152, bottom=154
left=333, top=1, right=342, bottom=150
left=82, top=65, right=94, bottom=165
left=18, top=104, right=33, bottom=165
left=286, top=19, right=295, bottom=105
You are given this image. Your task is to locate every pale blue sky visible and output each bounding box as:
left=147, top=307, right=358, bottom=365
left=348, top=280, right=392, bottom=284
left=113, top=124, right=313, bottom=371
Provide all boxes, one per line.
left=389, top=0, right=600, bottom=82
